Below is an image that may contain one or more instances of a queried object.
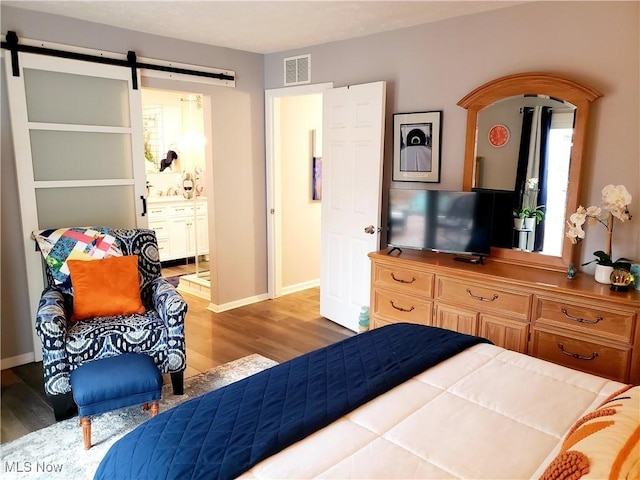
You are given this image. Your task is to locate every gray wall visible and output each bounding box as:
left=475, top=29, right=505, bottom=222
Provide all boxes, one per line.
left=265, top=0, right=639, bottom=267
left=2, top=1, right=639, bottom=364
left=1, top=6, right=266, bottom=363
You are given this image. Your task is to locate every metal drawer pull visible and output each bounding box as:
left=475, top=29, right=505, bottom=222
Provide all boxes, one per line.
left=391, top=273, right=416, bottom=284
left=390, top=300, right=414, bottom=313
left=557, top=343, right=599, bottom=361
left=466, top=288, right=498, bottom=302
left=561, top=308, right=603, bottom=324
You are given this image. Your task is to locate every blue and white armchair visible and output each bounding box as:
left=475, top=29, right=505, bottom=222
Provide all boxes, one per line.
left=34, top=228, right=187, bottom=420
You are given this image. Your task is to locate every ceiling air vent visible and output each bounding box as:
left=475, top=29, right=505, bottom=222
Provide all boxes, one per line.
left=284, top=54, right=311, bottom=86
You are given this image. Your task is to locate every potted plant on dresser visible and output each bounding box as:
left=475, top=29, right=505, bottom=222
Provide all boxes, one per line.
left=566, top=184, right=633, bottom=285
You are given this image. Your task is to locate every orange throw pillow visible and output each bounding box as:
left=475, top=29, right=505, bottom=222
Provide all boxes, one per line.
left=68, top=255, right=146, bottom=321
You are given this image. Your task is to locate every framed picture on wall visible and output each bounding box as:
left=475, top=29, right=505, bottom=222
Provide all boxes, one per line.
left=392, top=111, right=442, bottom=182
left=312, top=156, right=322, bottom=200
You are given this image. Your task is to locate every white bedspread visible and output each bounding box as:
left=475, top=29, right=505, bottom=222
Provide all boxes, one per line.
left=241, top=343, right=625, bottom=479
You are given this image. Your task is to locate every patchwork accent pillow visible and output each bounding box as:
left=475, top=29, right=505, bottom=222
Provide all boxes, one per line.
left=541, top=384, right=640, bottom=480
left=68, top=255, right=145, bottom=321
left=34, top=227, right=122, bottom=294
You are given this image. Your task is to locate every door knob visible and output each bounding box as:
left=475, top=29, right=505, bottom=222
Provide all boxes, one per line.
left=364, top=225, right=378, bottom=234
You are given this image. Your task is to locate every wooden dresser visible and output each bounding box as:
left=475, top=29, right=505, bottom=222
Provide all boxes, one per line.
left=369, top=249, right=640, bottom=384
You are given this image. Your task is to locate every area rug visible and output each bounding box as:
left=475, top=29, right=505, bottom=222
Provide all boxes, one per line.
left=164, top=274, right=183, bottom=287
left=0, top=354, right=277, bottom=480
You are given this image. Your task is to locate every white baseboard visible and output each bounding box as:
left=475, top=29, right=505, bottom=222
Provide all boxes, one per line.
left=1, top=352, right=35, bottom=370
left=207, top=293, right=270, bottom=313
left=281, top=279, right=320, bottom=296
left=207, top=281, right=318, bottom=313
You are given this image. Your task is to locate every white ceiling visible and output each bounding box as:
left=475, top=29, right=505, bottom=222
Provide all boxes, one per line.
left=4, top=1, right=523, bottom=54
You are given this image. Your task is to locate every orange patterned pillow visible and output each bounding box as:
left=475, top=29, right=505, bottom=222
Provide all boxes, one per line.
left=68, top=255, right=145, bottom=321
left=541, top=385, right=640, bottom=480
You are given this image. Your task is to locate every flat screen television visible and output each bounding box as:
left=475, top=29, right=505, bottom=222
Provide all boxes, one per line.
left=387, top=189, right=493, bottom=258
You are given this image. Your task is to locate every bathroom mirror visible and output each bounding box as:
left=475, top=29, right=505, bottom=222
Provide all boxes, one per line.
left=458, top=73, right=602, bottom=270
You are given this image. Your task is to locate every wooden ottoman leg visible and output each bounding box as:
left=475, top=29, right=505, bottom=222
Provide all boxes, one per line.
left=80, top=417, right=92, bottom=450
left=143, top=401, right=160, bottom=417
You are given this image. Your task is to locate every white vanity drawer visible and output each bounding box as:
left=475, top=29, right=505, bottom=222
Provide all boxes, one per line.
left=195, top=202, right=207, bottom=215
left=148, top=205, right=168, bottom=217
left=169, top=205, right=194, bottom=217
left=156, top=237, right=170, bottom=259
left=148, top=220, right=169, bottom=240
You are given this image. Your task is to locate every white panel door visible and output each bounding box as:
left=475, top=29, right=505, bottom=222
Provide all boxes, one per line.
left=320, top=82, right=386, bottom=331
left=4, top=52, right=146, bottom=359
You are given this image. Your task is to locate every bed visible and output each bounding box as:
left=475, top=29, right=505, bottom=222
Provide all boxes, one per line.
left=95, top=323, right=639, bottom=480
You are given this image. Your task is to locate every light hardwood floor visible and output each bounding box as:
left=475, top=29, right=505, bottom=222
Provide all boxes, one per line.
left=1, top=283, right=353, bottom=444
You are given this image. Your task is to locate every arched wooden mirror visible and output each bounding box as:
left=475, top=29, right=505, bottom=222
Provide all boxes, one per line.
left=458, top=72, right=602, bottom=271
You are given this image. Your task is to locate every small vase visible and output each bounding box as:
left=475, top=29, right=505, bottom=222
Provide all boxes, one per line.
left=594, top=264, right=614, bottom=284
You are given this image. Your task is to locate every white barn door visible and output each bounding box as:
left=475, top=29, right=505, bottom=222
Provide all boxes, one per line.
left=4, top=52, right=146, bottom=359
left=320, top=81, right=386, bottom=331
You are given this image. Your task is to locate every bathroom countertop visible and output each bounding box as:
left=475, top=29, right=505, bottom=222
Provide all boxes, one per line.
left=147, top=196, right=206, bottom=204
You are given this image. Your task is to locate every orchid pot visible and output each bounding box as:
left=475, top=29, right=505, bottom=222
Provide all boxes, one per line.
left=566, top=184, right=633, bottom=285
left=594, top=264, right=614, bottom=284
left=524, top=217, right=536, bottom=230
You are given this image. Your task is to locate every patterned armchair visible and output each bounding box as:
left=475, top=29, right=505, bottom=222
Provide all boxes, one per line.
left=34, top=228, right=187, bottom=420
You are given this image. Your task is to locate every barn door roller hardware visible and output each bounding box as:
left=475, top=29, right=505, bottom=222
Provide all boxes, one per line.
left=1, top=31, right=235, bottom=89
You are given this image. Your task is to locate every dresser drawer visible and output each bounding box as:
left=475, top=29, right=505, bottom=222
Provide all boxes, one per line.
left=530, top=328, right=630, bottom=382
left=371, top=316, right=395, bottom=329
left=372, top=263, right=434, bottom=298
left=534, top=298, right=635, bottom=343
left=436, top=277, right=531, bottom=319
left=372, top=288, right=432, bottom=326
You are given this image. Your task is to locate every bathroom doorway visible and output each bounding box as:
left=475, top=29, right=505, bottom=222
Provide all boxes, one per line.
left=142, top=88, right=211, bottom=298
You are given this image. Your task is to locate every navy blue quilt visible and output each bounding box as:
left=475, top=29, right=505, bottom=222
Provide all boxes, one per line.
left=95, top=323, right=490, bottom=480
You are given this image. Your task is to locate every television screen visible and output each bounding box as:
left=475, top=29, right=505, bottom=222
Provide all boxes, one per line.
left=387, top=189, right=493, bottom=256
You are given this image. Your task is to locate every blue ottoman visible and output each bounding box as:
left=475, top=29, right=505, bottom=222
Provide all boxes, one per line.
left=70, top=353, right=163, bottom=449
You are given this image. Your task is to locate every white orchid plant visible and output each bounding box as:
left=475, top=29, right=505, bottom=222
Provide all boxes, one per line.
left=566, top=184, right=633, bottom=266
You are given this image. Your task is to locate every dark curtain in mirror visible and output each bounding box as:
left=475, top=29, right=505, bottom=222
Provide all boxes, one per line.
left=515, top=106, right=552, bottom=251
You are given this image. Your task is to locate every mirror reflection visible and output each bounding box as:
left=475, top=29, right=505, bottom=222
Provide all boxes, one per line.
left=473, top=95, right=576, bottom=257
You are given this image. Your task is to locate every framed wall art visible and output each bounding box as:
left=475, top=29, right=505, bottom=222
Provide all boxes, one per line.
left=312, top=156, right=322, bottom=200
left=393, top=111, right=442, bottom=183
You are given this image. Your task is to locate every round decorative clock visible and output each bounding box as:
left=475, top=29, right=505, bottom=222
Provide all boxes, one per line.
left=488, top=124, right=510, bottom=148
